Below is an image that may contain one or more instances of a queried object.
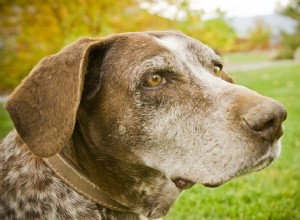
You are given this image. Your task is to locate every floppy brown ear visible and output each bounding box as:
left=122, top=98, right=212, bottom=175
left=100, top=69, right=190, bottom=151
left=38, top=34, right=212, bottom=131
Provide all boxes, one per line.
left=5, top=37, right=111, bottom=158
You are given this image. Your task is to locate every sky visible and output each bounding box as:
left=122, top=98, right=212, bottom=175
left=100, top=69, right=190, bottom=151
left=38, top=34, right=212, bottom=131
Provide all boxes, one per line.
left=190, top=0, right=290, bottom=17
left=140, top=0, right=290, bottom=19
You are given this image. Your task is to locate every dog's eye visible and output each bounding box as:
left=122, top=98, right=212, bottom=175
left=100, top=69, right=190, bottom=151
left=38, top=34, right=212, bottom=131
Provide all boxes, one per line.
left=213, top=66, right=222, bottom=77
left=144, top=74, right=167, bottom=88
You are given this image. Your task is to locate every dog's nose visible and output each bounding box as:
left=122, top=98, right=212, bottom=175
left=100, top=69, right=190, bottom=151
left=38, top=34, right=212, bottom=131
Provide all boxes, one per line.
left=242, top=100, right=287, bottom=140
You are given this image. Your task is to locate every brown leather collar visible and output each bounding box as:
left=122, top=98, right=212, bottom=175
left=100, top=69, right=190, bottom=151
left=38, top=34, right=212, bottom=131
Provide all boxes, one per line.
left=43, top=153, right=132, bottom=213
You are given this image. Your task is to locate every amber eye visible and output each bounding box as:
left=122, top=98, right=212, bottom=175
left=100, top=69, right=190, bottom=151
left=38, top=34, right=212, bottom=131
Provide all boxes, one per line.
left=144, top=74, right=167, bottom=88
left=213, top=66, right=222, bottom=77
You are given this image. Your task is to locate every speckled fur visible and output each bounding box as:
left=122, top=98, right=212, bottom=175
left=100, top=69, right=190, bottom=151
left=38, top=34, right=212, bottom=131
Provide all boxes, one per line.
left=0, top=131, right=142, bottom=220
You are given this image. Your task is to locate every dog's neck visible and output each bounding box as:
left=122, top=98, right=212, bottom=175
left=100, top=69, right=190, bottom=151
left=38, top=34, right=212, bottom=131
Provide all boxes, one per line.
left=59, top=124, right=179, bottom=219
left=43, top=152, right=132, bottom=211
left=59, top=133, right=136, bottom=214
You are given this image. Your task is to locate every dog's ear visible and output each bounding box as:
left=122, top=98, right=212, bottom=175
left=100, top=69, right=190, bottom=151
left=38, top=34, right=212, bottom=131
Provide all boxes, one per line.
left=5, top=37, right=112, bottom=158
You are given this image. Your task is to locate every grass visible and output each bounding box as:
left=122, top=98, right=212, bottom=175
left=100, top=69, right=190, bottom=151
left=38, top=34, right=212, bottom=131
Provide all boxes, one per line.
left=0, top=63, right=299, bottom=220
left=222, top=51, right=271, bottom=65
left=165, top=63, right=300, bottom=220
left=0, top=103, right=13, bottom=139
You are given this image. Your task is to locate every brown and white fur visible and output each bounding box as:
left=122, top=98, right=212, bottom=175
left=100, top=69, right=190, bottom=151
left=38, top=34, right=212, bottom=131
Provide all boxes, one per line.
left=0, top=31, right=286, bottom=219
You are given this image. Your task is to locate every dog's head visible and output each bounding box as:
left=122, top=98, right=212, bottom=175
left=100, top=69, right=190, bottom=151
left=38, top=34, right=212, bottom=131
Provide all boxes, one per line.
left=5, top=31, right=286, bottom=218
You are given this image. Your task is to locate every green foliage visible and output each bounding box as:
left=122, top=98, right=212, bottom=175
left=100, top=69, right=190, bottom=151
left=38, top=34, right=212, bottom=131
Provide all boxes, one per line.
left=278, top=0, right=300, bottom=59
left=0, top=0, right=238, bottom=89
left=247, top=20, right=272, bottom=50
left=140, top=2, right=237, bottom=52
left=196, top=10, right=237, bottom=52
left=165, top=63, right=300, bottom=220
left=275, top=46, right=295, bottom=60
left=281, top=0, right=300, bottom=21
left=0, top=0, right=172, bottom=89
left=283, top=28, right=300, bottom=50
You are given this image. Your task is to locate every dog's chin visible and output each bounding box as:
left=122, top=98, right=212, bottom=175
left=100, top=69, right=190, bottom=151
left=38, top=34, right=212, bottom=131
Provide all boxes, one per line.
left=200, top=177, right=230, bottom=188
left=172, top=145, right=281, bottom=190
left=196, top=160, right=273, bottom=189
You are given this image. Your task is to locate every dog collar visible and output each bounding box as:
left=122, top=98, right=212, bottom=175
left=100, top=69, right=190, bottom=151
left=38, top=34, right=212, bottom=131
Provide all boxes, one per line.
left=43, top=153, right=132, bottom=213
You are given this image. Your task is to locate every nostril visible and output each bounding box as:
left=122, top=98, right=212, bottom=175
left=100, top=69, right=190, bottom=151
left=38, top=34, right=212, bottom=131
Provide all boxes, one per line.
left=241, top=100, right=287, bottom=140
left=243, top=116, right=279, bottom=140
left=244, top=117, right=267, bottom=130
left=257, top=119, right=275, bottom=132
left=243, top=115, right=276, bottom=131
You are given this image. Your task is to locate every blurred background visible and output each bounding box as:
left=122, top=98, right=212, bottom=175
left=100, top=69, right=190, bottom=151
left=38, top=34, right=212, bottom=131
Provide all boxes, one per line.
left=0, top=0, right=299, bottom=219
left=0, top=0, right=299, bottom=90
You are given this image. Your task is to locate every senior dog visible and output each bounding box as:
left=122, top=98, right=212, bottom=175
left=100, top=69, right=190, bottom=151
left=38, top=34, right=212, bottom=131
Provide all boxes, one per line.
left=0, top=31, right=286, bottom=219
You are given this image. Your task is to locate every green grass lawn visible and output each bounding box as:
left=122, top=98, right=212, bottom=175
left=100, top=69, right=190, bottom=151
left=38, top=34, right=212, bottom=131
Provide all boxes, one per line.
left=0, top=64, right=299, bottom=220
left=165, top=63, right=300, bottom=220
left=222, top=51, right=271, bottom=65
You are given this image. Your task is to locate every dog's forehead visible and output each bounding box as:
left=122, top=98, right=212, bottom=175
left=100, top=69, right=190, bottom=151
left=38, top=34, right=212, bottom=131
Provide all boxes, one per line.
left=110, top=32, right=220, bottom=67
left=149, top=32, right=221, bottom=68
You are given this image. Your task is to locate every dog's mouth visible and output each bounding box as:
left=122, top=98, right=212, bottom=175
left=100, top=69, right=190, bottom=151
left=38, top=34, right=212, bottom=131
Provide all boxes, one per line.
left=171, top=177, right=195, bottom=190
left=202, top=182, right=222, bottom=188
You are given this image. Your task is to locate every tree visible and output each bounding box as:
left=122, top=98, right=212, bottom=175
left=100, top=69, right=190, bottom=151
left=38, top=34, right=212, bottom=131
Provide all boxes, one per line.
left=247, top=19, right=271, bottom=50
left=0, top=0, right=171, bottom=89
left=0, top=0, right=238, bottom=89
left=195, top=9, right=237, bottom=53
left=139, top=2, right=237, bottom=53
left=278, top=0, right=300, bottom=58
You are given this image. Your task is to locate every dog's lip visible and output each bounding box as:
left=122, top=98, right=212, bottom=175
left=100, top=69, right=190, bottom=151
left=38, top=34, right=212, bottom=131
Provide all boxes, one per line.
left=202, top=182, right=223, bottom=188
left=171, top=177, right=195, bottom=190
left=251, top=156, right=274, bottom=173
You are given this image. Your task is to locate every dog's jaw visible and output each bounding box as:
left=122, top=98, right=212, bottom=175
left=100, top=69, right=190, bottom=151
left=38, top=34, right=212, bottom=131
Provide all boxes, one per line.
left=139, top=130, right=282, bottom=192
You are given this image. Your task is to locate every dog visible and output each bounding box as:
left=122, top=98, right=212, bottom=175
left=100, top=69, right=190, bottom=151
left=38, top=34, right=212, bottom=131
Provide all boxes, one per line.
left=0, top=31, right=286, bottom=219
